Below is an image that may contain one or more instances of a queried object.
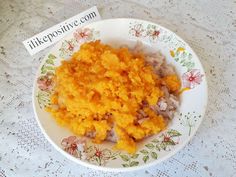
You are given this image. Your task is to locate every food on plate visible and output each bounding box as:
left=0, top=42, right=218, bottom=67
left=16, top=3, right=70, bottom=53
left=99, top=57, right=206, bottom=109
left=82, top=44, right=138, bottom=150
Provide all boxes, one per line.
left=46, top=40, right=181, bottom=153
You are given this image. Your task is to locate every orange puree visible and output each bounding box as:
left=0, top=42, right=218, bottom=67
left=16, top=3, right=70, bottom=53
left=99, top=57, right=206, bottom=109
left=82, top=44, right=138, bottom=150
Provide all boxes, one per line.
left=47, top=40, right=180, bottom=153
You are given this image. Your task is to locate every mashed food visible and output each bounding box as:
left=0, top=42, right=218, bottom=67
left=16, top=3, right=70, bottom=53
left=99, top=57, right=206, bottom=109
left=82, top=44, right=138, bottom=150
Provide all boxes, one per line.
left=47, top=40, right=181, bottom=153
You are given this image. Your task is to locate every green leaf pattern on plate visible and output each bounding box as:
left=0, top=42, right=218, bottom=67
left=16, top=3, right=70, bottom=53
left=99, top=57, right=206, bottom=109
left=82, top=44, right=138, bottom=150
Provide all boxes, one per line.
left=120, top=153, right=140, bottom=167
left=119, top=129, right=181, bottom=165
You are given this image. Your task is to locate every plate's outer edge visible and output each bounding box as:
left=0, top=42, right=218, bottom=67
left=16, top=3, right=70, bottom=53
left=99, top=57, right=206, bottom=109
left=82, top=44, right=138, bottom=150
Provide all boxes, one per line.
left=32, top=18, right=208, bottom=172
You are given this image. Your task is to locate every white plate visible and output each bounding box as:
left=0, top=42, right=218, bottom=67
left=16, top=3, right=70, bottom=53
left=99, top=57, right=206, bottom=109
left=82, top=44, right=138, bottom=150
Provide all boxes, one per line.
left=33, top=18, right=208, bottom=172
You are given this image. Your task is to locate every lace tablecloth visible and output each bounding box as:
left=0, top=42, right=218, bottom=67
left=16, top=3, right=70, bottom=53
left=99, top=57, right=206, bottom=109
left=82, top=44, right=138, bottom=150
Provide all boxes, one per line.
left=0, top=0, right=235, bottom=176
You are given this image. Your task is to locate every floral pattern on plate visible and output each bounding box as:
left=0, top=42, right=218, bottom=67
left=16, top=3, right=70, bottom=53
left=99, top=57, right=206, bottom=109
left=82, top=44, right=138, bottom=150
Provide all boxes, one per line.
left=36, top=54, right=56, bottom=108
left=59, top=28, right=99, bottom=58
left=60, top=129, right=181, bottom=167
left=182, top=69, right=204, bottom=89
left=129, top=23, right=161, bottom=42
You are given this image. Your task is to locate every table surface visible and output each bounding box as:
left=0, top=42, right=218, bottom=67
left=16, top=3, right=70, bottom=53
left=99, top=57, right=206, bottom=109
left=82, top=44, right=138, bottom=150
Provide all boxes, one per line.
left=0, top=0, right=236, bottom=176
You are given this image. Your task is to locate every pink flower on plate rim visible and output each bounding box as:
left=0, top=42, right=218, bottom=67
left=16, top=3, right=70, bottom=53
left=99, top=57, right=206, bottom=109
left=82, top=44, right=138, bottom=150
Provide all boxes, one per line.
left=37, top=72, right=54, bottom=91
left=66, top=40, right=74, bottom=51
left=182, top=69, right=204, bottom=89
left=129, top=24, right=145, bottom=37
left=73, top=28, right=93, bottom=43
left=61, top=136, right=86, bottom=158
left=86, top=146, right=115, bottom=166
left=146, top=25, right=160, bottom=41
left=148, top=30, right=160, bottom=41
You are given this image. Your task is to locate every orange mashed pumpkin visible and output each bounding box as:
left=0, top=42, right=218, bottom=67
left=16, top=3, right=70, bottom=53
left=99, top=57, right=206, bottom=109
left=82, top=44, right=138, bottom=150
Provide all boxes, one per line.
left=47, top=40, right=180, bottom=153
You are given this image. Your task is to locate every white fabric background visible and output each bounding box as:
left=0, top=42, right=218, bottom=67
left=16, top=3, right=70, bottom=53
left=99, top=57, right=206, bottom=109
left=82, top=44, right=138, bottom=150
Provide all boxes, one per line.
left=0, top=0, right=235, bottom=176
